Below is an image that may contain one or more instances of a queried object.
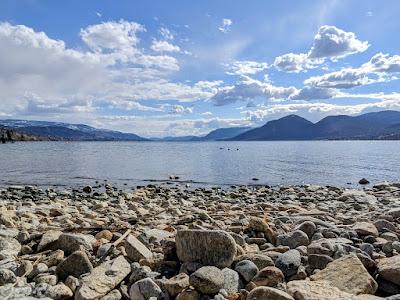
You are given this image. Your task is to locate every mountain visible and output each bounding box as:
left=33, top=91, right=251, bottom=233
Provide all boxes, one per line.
left=234, top=115, right=314, bottom=140
left=200, top=126, right=252, bottom=141
left=154, top=127, right=251, bottom=141
left=0, top=120, right=147, bottom=141
left=232, top=110, right=400, bottom=141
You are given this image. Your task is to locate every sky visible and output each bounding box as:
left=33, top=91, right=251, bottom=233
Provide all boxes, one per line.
left=0, top=0, right=400, bottom=137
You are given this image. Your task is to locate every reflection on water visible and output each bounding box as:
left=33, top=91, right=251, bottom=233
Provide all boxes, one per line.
left=0, top=141, right=399, bottom=187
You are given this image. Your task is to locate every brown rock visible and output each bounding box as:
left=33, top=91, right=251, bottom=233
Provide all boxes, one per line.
left=310, top=254, right=377, bottom=295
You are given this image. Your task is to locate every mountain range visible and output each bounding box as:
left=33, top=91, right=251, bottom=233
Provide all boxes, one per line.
left=1, top=110, right=400, bottom=142
left=232, top=110, right=400, bottom=140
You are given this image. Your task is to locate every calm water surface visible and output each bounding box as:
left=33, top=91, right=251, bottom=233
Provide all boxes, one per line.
left=0, top=141, right=399, bottom=187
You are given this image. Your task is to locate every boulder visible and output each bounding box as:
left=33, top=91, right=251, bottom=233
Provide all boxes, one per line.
left=176, top=230, right=236, bottom=268
left=310, top=254, right=377, bottom=295
left=377, top=255, right=400, bottom=285
left=222, top=268, right=240, bottom=294
left=75, top=256, right=130, bottom=300
left=277, top=230, right=309, bottom=249
left=37, top=231, right=62, bottom=251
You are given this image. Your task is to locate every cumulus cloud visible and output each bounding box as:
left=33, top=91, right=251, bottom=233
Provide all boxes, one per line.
left=80, top=20, right=145, bottom=52
left=219, top=18, right=233, bottom=33
left=226, top=60, right=269, bottom=75
left=274, top=53, right=318, bottom=73
left=305, top=53, right=400, bottom=89
left=151, top=40, right=181, bottom=52
left=308, top=25, right=369, bottom=60
left=274, top=25, right=369, bottom=73
left=211, top=77, right=297, bottom=106
left=289, top=86, right=339, bottom=100
left=0, top=22, right=214, bottom=117
left=165, top=104, right=193, bottom=115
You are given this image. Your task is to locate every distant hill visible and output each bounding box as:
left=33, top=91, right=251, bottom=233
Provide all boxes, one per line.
left=232, top=110, right=400, bottom=141
left=200, top=126, right=252, bottom=141
left=157, top=126, right=251, bottom=141
left=0, top=120, right=147, bottom=141
left=0, top=125, right=49, bottom=142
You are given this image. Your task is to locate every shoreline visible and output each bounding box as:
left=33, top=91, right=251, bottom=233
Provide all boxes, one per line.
left=0, top=182, right=400, bottom=299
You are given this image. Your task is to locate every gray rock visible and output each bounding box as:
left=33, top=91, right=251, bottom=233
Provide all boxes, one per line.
left=0, top=268, right=17, bottom=285
left=234, top=254, right=274, bottom=270
left=189, top=266, right=224, bottom=294
left=374, top=219, right=396, bottom=232
left=44, top=283, right=73, bottom=300
left=37, top=230, right=62, bottom=251
left=234, top=260, right=258, bottom=282
left=124, top=234, right=153, bottom=262
left=129, top=278, right=162, bottom=300
left=129, top=262, right=160, bottom=284
left=57, top=233, right=95, bottom=254
left=176, top=230, right=237, bottom=268
left=222, top=268, right=240, bottom=294
left=75, top=256, right=131, bottom=300
left=100, top=289, right=122, bottom=300
left=307, top=254, right=333, bottom=270
left=296, top=221, right=316, bottom=239
left=275, top=250, right=301, bottom=278
left=0, top=237, right=21, bottom=259
left=277, top=230, right=309, bottom=249
left=56, top=250, right=93, bottom=280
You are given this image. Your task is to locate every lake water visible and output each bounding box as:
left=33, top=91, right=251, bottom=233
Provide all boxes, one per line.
left=0, top=141, right=399, bottom=188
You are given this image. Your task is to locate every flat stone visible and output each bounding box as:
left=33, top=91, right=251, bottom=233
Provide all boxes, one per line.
left=56, top=250, right=93, bottom=280
left=176, top=230, right=237, bottom=268
left=339, top=190, right=377, bottom=205
left=124, top=234, right=153, bottom=262
left=377, top=255, right=400, bottom=285
left=353, top=222, right=379, bottom=237
left=246, top=286, right=294, bottom=300
left=310, top=254, right=377, bottom=295
left=189, top=266, right=224, bottom=294
left=287, top=280, right=379, bottom=300
left=75, top=256, right=131, bottom=300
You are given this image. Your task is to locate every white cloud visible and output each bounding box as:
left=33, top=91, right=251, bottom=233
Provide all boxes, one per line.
left=218, top=18, right=233, bottom=33
left=274, top=25, right=369, bottom=73
left=305, top=53, right=400, bottom=89
left=159, top=27, right=174, bottom=40
left=80, top=20, right=145, bottom=51
left=151, top=40, right=181, bottom=52
left=274, top=53, right=318, bottom=73
left=0, top=22, right=215, bottom=117
left=290, top=86, right=339, bottom=100
left=164, top=104, right=193, bottom=115
left=308, top=25, right=369, bottom=60
left=211, top=77, right=297, bottom=106
left=226, top=60, right=269, bottom=75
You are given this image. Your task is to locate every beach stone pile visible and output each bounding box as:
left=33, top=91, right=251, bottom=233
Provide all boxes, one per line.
left=0, top=182, right=400, bottom=299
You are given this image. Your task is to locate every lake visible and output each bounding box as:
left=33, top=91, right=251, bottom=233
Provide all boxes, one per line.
left=0, top=141, right=399, bottom=187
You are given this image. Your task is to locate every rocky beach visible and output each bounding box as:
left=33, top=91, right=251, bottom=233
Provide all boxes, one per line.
left=1, top=182, right=400, bottom=300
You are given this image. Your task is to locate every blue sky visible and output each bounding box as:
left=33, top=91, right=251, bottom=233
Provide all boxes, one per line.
left=0, top=0, right=399, bottom=137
